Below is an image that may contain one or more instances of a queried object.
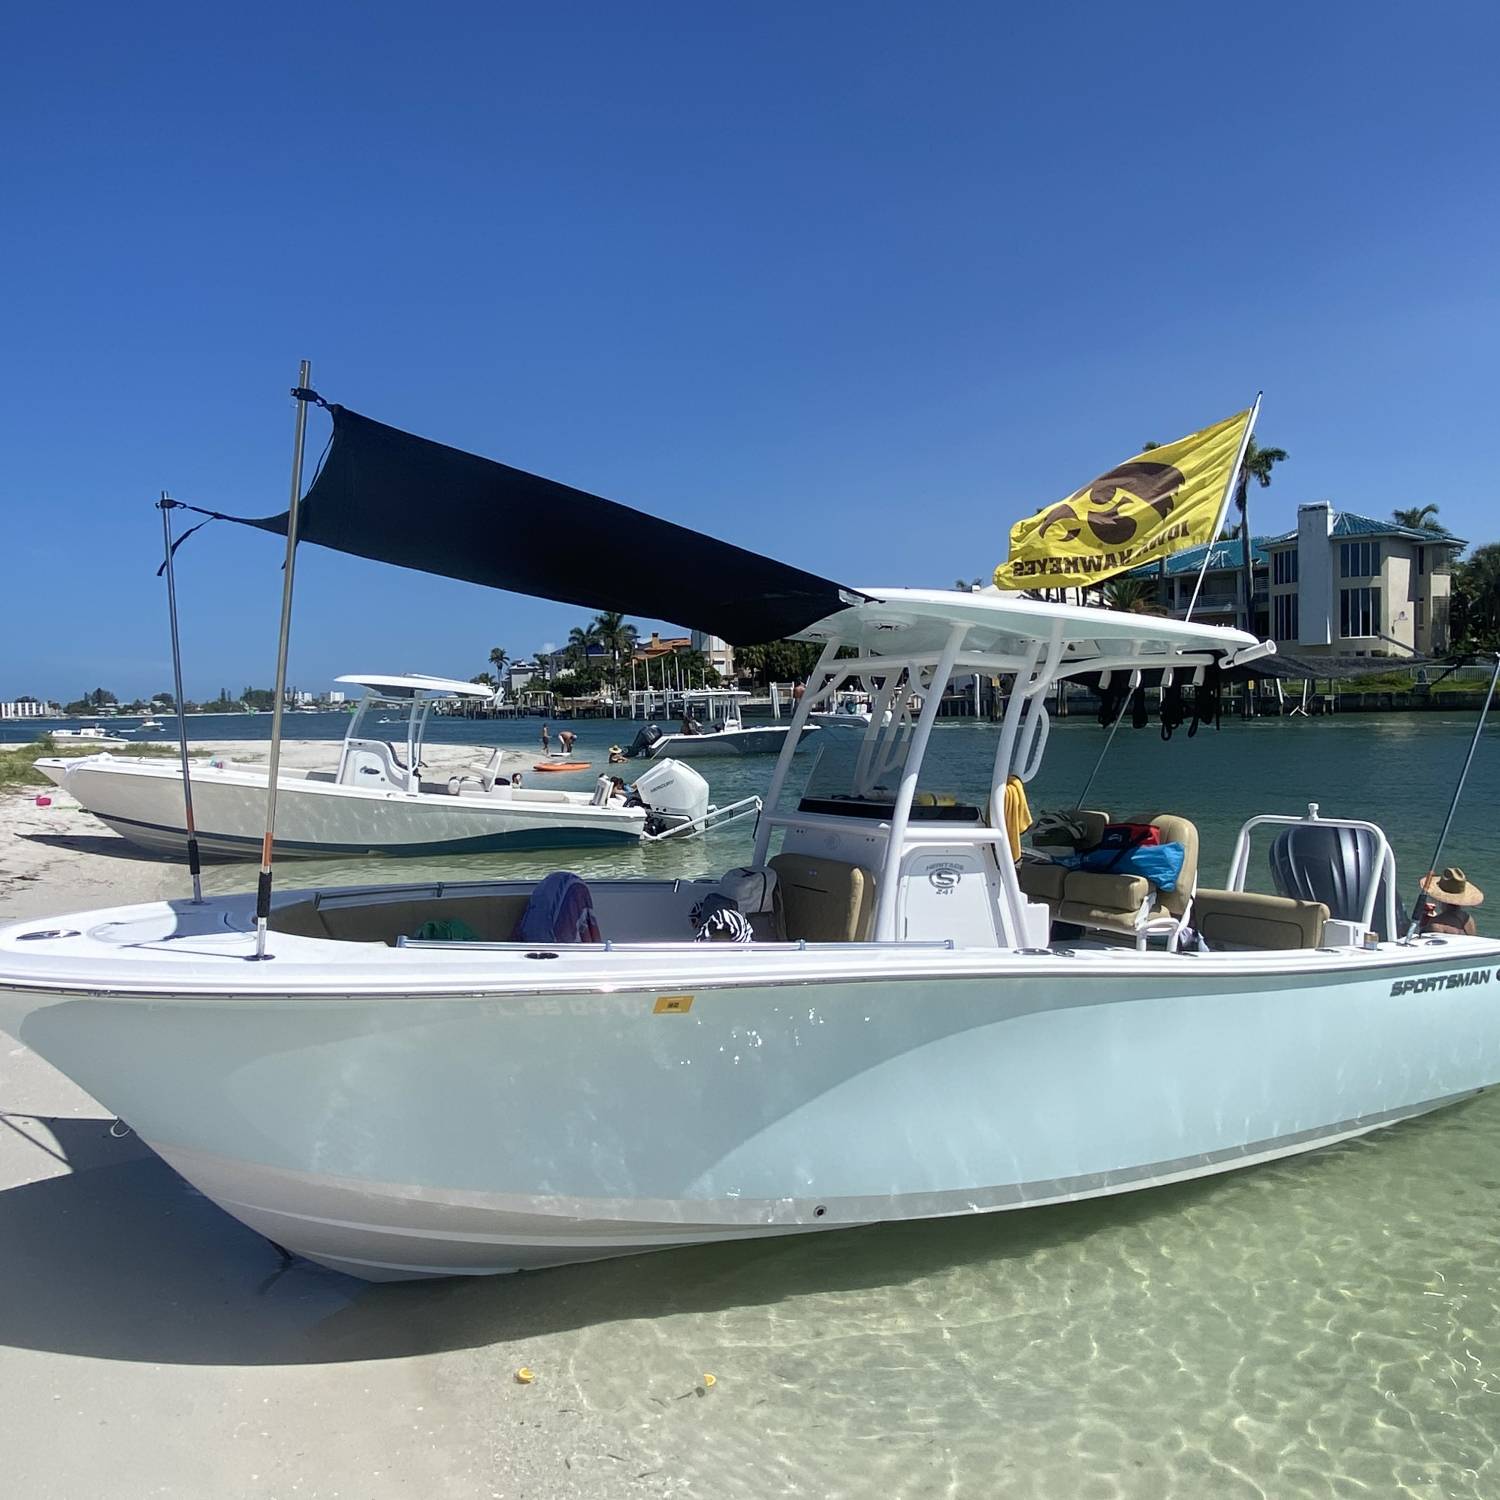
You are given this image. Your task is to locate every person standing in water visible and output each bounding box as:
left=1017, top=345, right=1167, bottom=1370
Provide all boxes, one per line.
left=540, top=724, right=551, bottom=754
left=559, top=728, right=576, bottom=755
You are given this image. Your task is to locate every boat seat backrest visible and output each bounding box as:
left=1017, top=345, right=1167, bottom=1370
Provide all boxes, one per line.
left=767, top=853, right=875, bottom=943
left=1194, top=888, right=1329, bottom=950
left=1031, top=809, right=1110, bottom=853
left=1123, top=812, right=1199, bottom=917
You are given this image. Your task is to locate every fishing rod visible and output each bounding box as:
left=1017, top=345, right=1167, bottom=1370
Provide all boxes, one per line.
left=1403, top=652, right=1500, bottom=941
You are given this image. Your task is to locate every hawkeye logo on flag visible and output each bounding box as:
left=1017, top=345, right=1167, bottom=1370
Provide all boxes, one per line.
left=994, top=409, right=1253, bottom=590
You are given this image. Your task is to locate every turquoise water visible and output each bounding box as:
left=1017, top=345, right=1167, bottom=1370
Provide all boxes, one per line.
left=178, top=715, right=1500, bottom=1492
left=200, top=712, right=1500, bottom=931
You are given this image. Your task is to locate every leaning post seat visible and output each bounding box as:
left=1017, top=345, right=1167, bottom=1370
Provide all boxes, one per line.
left=1051, top=812, right=1200, bottom=951
left=767, top=852, right=876, bottom=943
left=1016, top=809, right=1111, bottom=908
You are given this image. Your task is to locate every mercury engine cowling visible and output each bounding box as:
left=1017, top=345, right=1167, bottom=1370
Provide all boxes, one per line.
left=627, top=723, right=664, bottom=759
left=632, top=758, right=710, bottom=836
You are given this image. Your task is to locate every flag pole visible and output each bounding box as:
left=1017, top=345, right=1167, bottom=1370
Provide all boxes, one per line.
left=254, top=361, right=313, bottom=960
left=158, top=493, right=204, bottom=903
left=1185, top=393, right=1262, bottom=624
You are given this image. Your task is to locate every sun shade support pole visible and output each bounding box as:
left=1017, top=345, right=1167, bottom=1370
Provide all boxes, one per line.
left=158, top=493, right=204, bottom=903
left=254, top=360, right=313, bottom=960
left=1185, top=392, right=1261, bottom=623
left=1403, top=651, right=1500, bottom=941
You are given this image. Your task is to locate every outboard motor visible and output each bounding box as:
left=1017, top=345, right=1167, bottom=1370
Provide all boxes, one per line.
left=627, top=723, right=664, bottom=759
left=632, top=758, right=710, bottom=836
left=1269, top=821, right=1407, bottom=941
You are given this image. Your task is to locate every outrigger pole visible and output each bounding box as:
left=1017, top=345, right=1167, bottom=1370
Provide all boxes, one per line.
left=254, top=361, right=313, bottom=961
left=158, top=493, right=204, bottom=903
left=1403, top=652, right=1500, bottom=942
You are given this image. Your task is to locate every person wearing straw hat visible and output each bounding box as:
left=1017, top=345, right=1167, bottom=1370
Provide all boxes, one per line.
left=1416, top=868, right=1483, bottom=936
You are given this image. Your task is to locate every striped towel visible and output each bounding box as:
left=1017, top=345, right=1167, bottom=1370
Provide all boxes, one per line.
left=690, top=893, right=754, bottom=943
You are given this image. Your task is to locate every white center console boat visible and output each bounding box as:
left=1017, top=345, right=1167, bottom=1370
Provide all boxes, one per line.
left=626, top=688, right=819, bottom=759
left=4, top=591, right=1497, bottom=1281
left=36, top=674, right=752, bottom=858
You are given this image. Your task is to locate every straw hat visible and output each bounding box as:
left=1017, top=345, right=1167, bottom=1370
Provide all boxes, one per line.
left=1419, top=867, right=1484, bottom=907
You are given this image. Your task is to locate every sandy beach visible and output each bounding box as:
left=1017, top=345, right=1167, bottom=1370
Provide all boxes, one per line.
left=0, top=741, right=723, bottom=1500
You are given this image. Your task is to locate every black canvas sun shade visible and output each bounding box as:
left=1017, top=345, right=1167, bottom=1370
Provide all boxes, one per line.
left=239, top=405, right=863, bottom=645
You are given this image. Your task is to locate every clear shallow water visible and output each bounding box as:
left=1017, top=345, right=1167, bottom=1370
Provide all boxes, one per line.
left=195, top=711, right=1500, bottom=929
left=63, top=712, right=1500, bottom=1493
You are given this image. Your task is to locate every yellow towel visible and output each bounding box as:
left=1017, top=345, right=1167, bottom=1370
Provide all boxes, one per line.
left=1002, top=775, right=1033, bottom=861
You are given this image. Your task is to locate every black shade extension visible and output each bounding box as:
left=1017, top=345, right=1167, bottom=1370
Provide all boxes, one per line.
left=240, top=406, right=864, bottom=644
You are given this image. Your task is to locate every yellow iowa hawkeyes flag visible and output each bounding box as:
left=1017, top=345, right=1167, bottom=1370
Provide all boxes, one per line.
left=993, top=409, right=1253, bottom=590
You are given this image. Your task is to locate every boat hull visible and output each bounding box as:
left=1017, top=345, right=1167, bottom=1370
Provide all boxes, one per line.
left=645, top=724, right=816, bottom=757
left=4, top=927, right=1498, bottom=1280
left=50, top=758, right=644, bottom=858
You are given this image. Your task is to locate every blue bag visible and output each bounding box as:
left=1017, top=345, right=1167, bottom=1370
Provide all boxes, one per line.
left=1074, top=840, right=1185, bottom=893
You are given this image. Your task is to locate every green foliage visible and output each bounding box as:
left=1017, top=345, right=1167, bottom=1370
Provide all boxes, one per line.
left=1099, top=576, right=1164, bottom=615
left=734, top=640, right=827, bottom=685
left=1450, top=543, right=1500, bottom=653
left=549, top=670, right=604, bottom=697
left=1392, top=503, right=1441, bottom=530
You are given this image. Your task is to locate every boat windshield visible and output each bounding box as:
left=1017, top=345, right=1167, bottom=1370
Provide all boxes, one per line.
left=794, top=722, right=986, bottom=823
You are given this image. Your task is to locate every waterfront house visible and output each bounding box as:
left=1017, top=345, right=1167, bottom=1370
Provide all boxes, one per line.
left=1132, top=503, right=1461, bottom=660
left=1263, top=504, right=1461, bottom=659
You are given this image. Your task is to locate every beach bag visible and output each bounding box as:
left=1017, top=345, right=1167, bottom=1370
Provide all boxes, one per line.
left=1072, top=823, right=1183, bottom=893
left=1075, top=837, right=1185, bottom=894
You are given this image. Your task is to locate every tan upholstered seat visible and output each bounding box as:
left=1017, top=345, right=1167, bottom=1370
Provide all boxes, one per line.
left=1061, top=869, right=1150, bottom=911
left=1193, top=889, right=1329, bottom=950
left=1016, top=860, right=1068, bottom=904
left=1053, top=812, right=1200, bottom=950
left=768, top=852, right=876, bottom=943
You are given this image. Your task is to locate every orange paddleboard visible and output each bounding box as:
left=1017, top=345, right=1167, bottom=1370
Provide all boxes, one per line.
left=534, top=760, right=591, bottom=772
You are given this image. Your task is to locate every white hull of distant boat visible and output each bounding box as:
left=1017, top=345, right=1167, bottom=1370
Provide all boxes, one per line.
left=0, top=884, right=1495, bottom=1279
left=49, top=727, right=130, bottom=748
left=34, top=673, right=744, bottom=859
left=34, top=754, right=654, bottom=857
left=640, top=722, right=817, bottom=758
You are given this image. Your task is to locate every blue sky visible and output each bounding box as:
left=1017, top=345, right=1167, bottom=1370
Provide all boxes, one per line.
left=4, top=2, right=1496, bottom=700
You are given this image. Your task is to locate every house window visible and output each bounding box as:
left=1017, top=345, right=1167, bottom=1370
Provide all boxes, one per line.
left=1416, top=600, right=1425, bottom=629
left=1273, top=593, right=1300, bottom=641
left=1339, top=540, right=1382, bottom=578
left=1339, top=586, right=1380, bottom=638
left=1416, top=547, right=1425, bottom=577
left=1272, top=549, right=1300, bottom=586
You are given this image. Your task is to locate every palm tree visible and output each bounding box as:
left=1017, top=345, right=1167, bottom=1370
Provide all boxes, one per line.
left=487, top=646, right=509, bottom=679
left=564, top=623, right=598, bottom=668
left=1393, top=503, right=1441, bottom=530
left=1100, top=576, right=1165, bottom=615
left=591, top=612, right=639, bottom=704
left=1230, top=438, right=1288, bottom=635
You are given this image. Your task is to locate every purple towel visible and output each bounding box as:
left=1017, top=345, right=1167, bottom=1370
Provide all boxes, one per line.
left=513, top=872, right=601, bottom=944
